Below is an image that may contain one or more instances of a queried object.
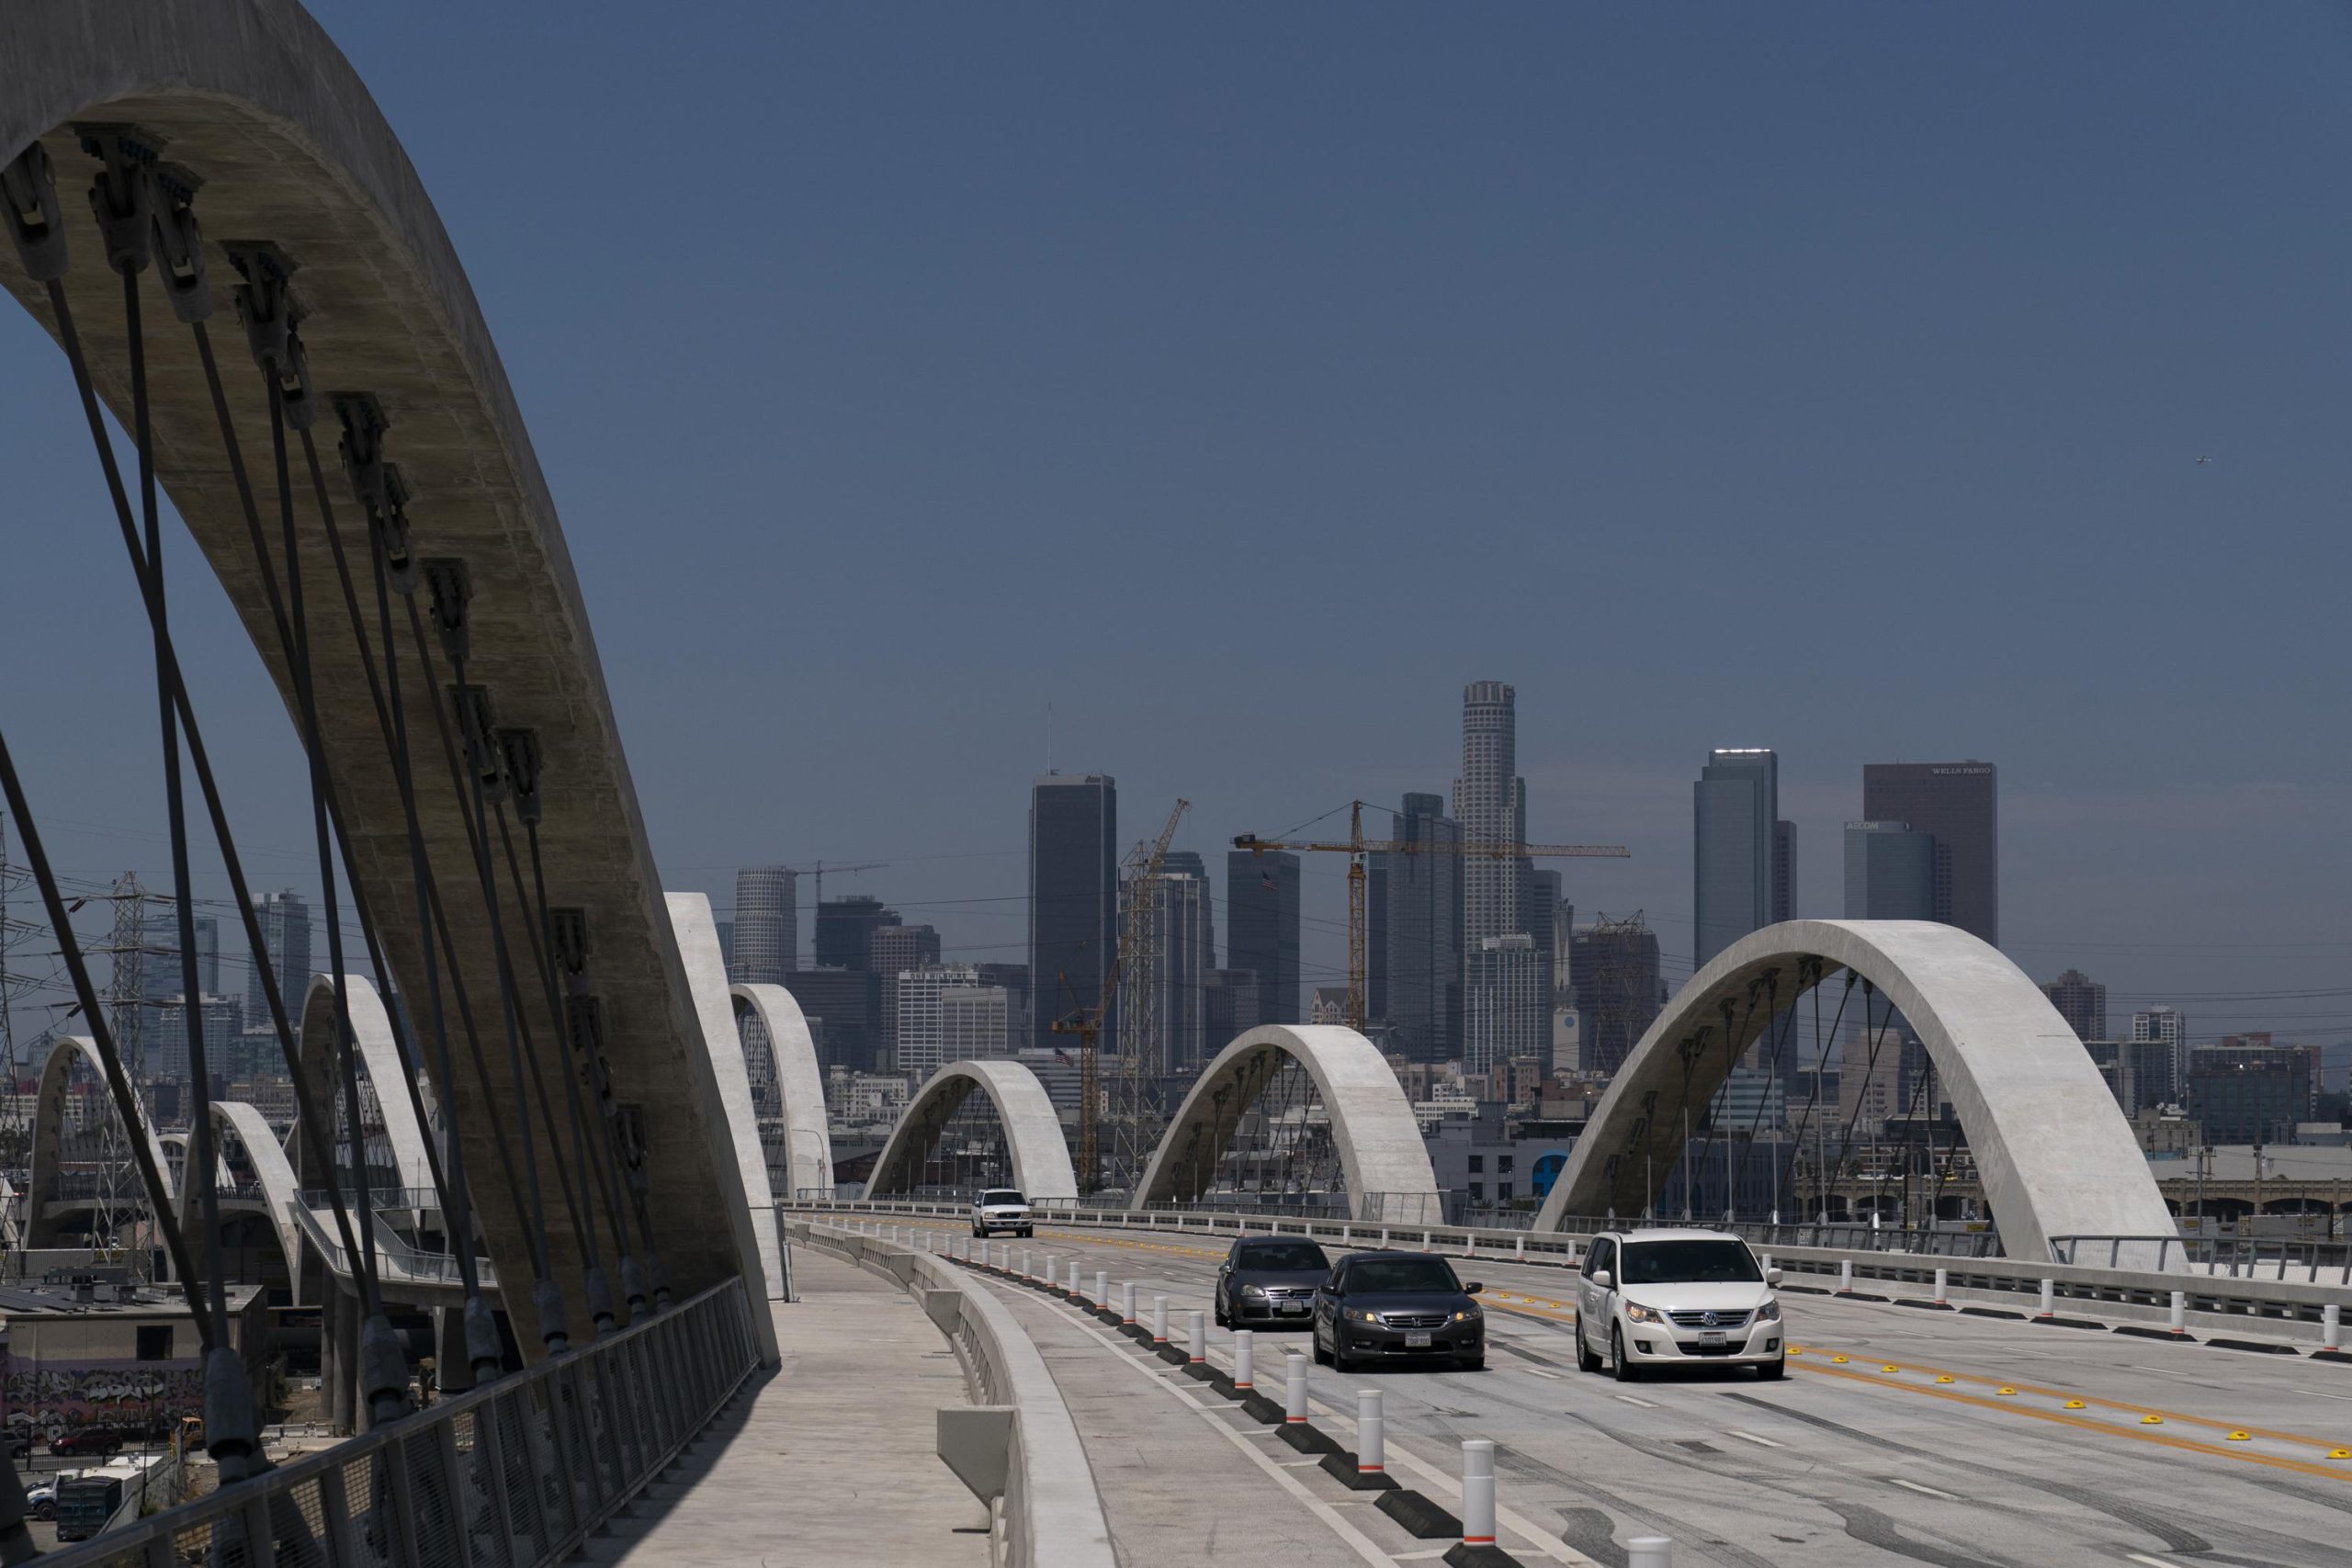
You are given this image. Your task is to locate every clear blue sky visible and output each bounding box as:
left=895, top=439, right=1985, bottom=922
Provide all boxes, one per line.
left=4, top=3, right=2347, bottom=1049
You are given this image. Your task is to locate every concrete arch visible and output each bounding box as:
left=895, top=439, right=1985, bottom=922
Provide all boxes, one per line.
left=25, top=1035, right=175, bottom=1249
left=668, top=895, right=787, bottom=1302
left=291, top=974, right=436, bottom=1194
left=866, top=1060, right=1079, bottom=1202
left=732, top=982, right=835, bottom=1199
left=177, top=1100, right=305, bottom=1293
left=1534, top=920, right=2179, bottom=1260
left=1134, top=1025, right=1442, bottom=1222
left=2, top=0, right=769, bottom=1332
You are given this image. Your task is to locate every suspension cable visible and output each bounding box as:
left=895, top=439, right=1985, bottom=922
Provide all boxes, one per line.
left=1688, top=985, right=1760, bottom=1217
left=1777, top=970, right=1855, bottom=1219
left=1819, top=981, right=1895, bottom=1217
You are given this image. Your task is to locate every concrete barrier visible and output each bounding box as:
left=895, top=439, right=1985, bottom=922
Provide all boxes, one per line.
left=792, top=1221, right=1114, bottom=1568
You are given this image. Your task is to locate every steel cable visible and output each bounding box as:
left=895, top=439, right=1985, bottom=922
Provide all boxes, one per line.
left=1777, top=971, right=1855, bottom=1219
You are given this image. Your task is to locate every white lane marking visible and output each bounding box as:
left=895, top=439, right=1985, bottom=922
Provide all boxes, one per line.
left=1728, top=1430, right=1783, bottom=1449
left=2297, top=1389, right=2352, bottom=1403
left=2127, top=1556, right=2188, bottom=1568
left=1615, top=1393, right=1658, bottom=1408
left=1523, top=1368, right=1564, bottom=1381
left=1892, top=1479, right=1958, bottom=1500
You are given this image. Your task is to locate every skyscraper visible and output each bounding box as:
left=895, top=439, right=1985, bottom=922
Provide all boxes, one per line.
left=1453, top=682, right=1523, bottom=950
left=2132, top=1005, right=2188, bottom=1103
left=1030, top=773, right=1117, bottom=1051
left=1225, top=848, right=1300, bottom=1025
left=873, top=922, right=942, bottom=1053
left=1693, top=749, right=1779, bottom=968
left=815, top=896, right=899, bottom=972
left=1138, top=851, right=1214, bottom=1073
left=1521, top=867, right=1563, bottom=1073
left=731, top=865, right=798, bottom=982
left=1464, top=935, right=1541, bottom=1079
left=896, top=963, right=987, bottom=1082
left=1772, top=822, right=1797, bottom=923
left=1569, top=914, right=1662, bottom=1079
left=1368, top=792, right=1464, bottom=1064
left=1843, top=822, right=1937, bottom=919
left=244, top=889, right=311, bottom=1023
left=1860, top=761, right=1997, bottom=944
left=2041, top=969, right=2107, bottom=1043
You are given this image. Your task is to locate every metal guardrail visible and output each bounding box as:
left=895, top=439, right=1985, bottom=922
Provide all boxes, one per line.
left=789, top=1198, right=2352, bottom=1334
left=46, top=1276, right=762, bottom=1567
left=2052, top=1233, right=2352, bottom=1284
left=288, top=1201, right=492, bottom=1292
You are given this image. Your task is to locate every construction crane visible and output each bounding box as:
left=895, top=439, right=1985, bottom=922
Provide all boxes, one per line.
left=1233, top=800, right=1629, bottom=1033
left=1053, top=797, right=1189, bottom=1194
left=791, top=860, right=888, bottom=911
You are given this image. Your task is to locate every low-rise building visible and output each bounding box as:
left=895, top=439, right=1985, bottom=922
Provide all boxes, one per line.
left=0, top=1279, right=269, bottom=1451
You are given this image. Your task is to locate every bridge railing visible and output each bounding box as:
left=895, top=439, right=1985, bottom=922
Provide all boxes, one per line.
left=45, top=1276, right=761, bottom=1568
left=789, top=1197, right=2352, bottom=1334
left=288, top=1200, right=496, bottom=1291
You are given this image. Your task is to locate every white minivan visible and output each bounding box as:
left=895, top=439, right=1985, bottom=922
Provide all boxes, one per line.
left=1576, top=1228, right=1784, bottom=1381
left=970, top=1188, right=1034, bottom=1238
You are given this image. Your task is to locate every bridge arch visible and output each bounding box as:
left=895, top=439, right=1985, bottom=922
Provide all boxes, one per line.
left=176, top=1100, right=305, bottom=1300
left=1533, top=919, right=2178, bottom=1259
left=1135, top=1025, right=1442, bottom=1221
left=25, top=1035, right=175, bottom=1249
left=2, top=0, right=768, bottom=1325
left=290, top=974, right=437, bottom=1195
left=731, top=983, right=835, bottom=1199
left=866, top=1060, right=1079, bottom=1202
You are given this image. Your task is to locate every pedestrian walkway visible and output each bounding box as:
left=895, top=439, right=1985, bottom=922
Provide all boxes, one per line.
left=579, top=1247, right=989, bottom=1566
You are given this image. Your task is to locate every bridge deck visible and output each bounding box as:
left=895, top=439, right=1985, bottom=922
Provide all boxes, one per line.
left=576, top=1248, right=987, bottom=1566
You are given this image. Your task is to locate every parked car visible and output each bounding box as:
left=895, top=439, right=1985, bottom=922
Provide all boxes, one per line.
left=969, top=1188, right=1034, bottom=1239
left=24, top=1480, right=57, bottom=1522
left=1575, top=1227, right=1785, bottom=1382
left=1214, top=1235, right=1329, bottom=1327
left=49, top=1427, right=122, bottom=1459
left=1311, top=1250, right=1484, bottom=1372
left=4, top=1434, right=28, bottom=1464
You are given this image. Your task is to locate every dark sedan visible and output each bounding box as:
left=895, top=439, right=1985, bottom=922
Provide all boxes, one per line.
left=1216, top=1236, right=1331, bottom=1327
left=1312, top=1250, right=1484, bottom=1372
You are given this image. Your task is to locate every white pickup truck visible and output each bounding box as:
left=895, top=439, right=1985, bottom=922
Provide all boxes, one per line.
left=969, top=1188, right=1034, bottom=1238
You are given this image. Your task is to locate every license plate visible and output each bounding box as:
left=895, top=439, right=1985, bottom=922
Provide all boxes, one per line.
left=1700, top=1331, right=1728, bottom=1346
left=1279, top=1302, right=1307, bottom=1314
left=1406, top=1332, right=1432, bottom=1348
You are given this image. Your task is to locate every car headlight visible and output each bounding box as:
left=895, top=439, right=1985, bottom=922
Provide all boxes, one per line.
left=1756, top=1300, right=1781, bottom=1322
left=1241, top=1285, right=1267, bottom=1299
left=1622, top=1303, right=1660, bottom=1324
left=1349, top=1308, right=1381, bottom=1324
left=1452, top=1307, right=1481, bottom=1322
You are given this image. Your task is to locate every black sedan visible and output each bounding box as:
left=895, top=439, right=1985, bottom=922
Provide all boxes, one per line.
left=1311, top=1250, right=1485, bottom=1372
left=1213, top=1235, right=1330, bottom=1327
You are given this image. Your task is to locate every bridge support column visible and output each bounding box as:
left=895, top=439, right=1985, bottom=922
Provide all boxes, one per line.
left=435, top=1306, right=473, bottom=1395
left=322, top=1284, right=360, bottom=1437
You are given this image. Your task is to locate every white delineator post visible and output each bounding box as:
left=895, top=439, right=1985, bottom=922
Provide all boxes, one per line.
left=1628, top=1536, right=1672, bottom=1567
left=1120, top=1282, right=1136, bottom=1325
left=1068, top=1260, right=1081, bottom=1295
left=1837, top=1259, right=1853, bottom=1294
left=1153, top=1294, right=1170, bottom=1346
left=2037, top=1278, right=2055, bottom=1320
left=1094, top=1269, right=1108, bottom=1309
left=1284, top=1352, right=1308, bottom=1424
left=1460, top=1438, right=1496, bottom=1548
left=1044, top=1254, right=1057, bottom=1288
left=1356, top=1390, right=1385, bottom=1476
left=1188, top=1310, right=1206, bottom=1365
left=2326, top=1303, right=2342, bottom=1352
left=1932, top=1268, right=1948, bottom=1306
left=2169, top=1289, right=2188, bottom=1337
left=1020, top=1248, right=1033, bottom=1281
left=1233, top=1330, right=1255, bottom=1390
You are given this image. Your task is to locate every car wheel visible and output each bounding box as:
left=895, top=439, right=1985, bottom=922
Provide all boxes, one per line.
left=1758, top=1356, right=1787, bottom=1381
left=1611, top=1325, right=1641, bottom=1382
left=971, top=1224, right=983, bottom=1237
left=1215, top=1299, right=1229, bottom=1328
left=1459, top=1354, right=1486, bottom=1372
left=1576, top=1327, right=1602, bottom=1374
left=33, top=1503, right=52, bottom=1522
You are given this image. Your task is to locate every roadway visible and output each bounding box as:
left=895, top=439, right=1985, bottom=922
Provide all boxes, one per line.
left=966, top=1221, right=2352, bottom=1567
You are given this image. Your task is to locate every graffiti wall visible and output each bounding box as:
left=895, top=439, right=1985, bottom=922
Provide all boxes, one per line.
left=0, top=1352, right=201, bottom=1443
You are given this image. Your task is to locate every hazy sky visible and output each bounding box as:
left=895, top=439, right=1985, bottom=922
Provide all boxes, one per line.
left=4, top=3, right=2347, bottom=1049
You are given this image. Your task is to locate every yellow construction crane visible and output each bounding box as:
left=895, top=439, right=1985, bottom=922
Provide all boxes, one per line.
left=1053, top=797, right=1189, bottom=1192
left=1233, top=800, right=1629, bottom=1034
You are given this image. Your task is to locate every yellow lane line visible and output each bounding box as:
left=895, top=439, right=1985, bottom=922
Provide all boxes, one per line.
left=1798, top=1362, right=2352, bottom=1483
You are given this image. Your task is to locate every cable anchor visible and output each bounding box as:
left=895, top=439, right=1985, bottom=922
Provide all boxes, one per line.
left=424, top=557, right=472, bottom=664
left=223, top=241, right=318, bottom=429
left=74, top=123, right=160, bottom=276
left=2, top=142, right=69, bottom=281
left=336, top=393, right=419, bottom=593
left=454, top=685, right=508, bottom=806
left=497, top=728, right=545, bottom=827
left=150, top=163, right=213, bottom=323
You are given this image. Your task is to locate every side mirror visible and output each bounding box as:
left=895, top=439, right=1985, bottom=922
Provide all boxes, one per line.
left=1591, top=1269, right=1613, bottom=1291
left=1462, top=1281, right=1483, bottom=1295
left=1767, top=1267, right=1783, bottom=1287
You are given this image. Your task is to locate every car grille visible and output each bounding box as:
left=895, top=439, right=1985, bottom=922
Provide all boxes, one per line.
left=1261, top=1287, right=1314, bottom=1303
left=1382, top=1313, right=1449, bottom=1330
left=1667, top=1309, right=1751, bottom=1329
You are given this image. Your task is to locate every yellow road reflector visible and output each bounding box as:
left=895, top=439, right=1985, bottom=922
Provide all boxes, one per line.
left=1789, top=1348, right=1805, bottom=1356
left=1996, top=1386, right=2018, bottom=1396
left=1882, top=1364, right=1900, bottom=1373
left=1831, top=1354, right=1849, bottom=1364
left=2227, top=1430, right=2253, bottom=1442
left=2064, top=1400, right=2086, bottom=1410
left=2142, top=1415, right=2164, bottom=1426
left=2328, top=1448, right=2351, bottom=1460
left=1935, top=1375, right=1955, bottom=1384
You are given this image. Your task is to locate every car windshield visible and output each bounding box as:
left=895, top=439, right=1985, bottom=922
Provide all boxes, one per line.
left=1345, top=1258, right=1460, bottom=1294
left=1619, top=1238, right=1760, bottom=1285
left=978, top=1190, right=1026, bottom=1206
left=1237, top=1242, right=1327, bottom=1271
